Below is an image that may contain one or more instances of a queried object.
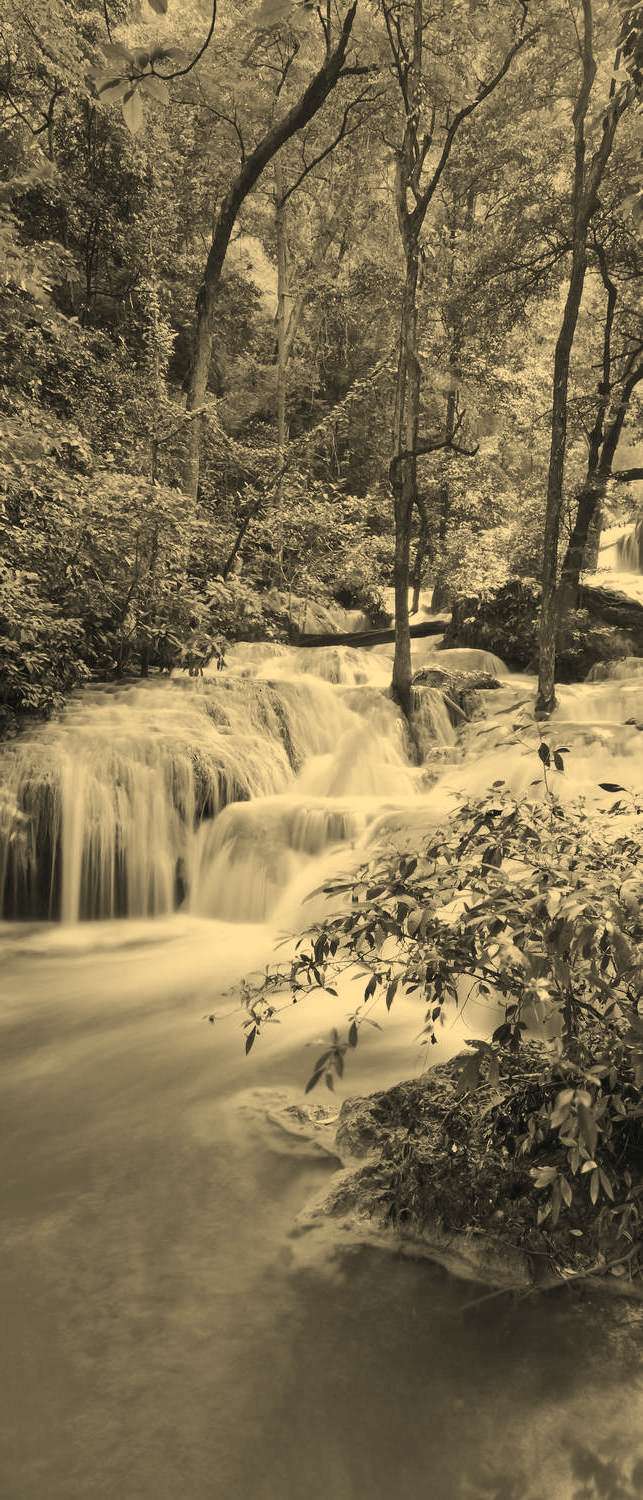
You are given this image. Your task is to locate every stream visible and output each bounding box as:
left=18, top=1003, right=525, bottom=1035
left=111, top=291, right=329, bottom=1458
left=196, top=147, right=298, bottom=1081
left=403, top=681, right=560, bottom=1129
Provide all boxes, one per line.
left=1, top=541, right=642, bottom=1499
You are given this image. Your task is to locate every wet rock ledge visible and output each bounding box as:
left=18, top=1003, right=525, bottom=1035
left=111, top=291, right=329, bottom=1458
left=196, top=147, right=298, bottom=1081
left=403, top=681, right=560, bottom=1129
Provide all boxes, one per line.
left=271, top=1048, right=643, bottom=1300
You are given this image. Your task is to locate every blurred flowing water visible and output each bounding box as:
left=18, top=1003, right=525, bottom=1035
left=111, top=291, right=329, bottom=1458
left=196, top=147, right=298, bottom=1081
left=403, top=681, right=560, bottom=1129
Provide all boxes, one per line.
left=1, top=553, right=642, bottom=1498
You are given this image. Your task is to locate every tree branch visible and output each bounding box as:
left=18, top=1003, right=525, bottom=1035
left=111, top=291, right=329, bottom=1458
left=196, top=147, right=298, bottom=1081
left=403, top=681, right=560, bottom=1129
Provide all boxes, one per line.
left=411, top=25, right=538, bottom=231
left=280, top=88, right=377, bottom=206
left=611, top=466, right=643, bottom=483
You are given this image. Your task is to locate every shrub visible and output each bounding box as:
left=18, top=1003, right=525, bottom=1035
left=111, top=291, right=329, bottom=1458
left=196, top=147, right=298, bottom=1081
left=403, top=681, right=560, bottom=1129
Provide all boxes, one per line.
left=239, top=746, right=642, bottom=1282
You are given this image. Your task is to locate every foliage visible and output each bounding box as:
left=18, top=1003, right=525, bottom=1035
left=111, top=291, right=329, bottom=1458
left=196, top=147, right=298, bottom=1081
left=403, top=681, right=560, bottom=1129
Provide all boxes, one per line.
left=240, top=747, right=642, bottom=1279
left=0, top=563, right=88, bottom=735
left=446, top=579, right=542, bottom=669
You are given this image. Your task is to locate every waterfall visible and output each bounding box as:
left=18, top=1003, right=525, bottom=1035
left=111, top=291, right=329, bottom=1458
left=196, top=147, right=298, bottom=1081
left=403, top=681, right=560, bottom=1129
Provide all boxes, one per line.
left=2, top=629, right=642, bottom=928
left=596, top=517, right=643, bottom=606
left=615, top=518, right=643, bottom=573
left=0, top=674, right=368, bottom=923
left=0, top=650, right=455, bottom=925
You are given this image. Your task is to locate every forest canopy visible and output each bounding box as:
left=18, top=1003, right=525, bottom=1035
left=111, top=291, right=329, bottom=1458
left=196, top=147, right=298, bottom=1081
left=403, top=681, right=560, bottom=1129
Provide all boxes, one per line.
left=0, top=0, right=641, bottom=731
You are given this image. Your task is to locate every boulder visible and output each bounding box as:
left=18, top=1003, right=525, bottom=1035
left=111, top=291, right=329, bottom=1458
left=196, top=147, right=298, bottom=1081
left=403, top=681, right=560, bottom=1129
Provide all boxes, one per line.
left=446, top=578, right=643, bottom=680
left=579, top=584, right=643, bottom=649
left=290, top=1052, right=642, bottom=1297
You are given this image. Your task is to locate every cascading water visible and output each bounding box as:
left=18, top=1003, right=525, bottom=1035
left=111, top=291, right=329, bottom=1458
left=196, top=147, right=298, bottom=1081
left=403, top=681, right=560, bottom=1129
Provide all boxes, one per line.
left=2, top=621, right=642, bottom=1500
left=0, top=669, right=389, bottom=923
left=595, top=515, right=643, bottom=604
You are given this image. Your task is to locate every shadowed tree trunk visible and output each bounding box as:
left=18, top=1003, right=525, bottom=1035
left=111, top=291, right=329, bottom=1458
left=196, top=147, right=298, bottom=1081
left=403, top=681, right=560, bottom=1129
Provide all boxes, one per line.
left=536, top=1, right=633, bottom=713
left=274, top=160, right=289, bottom=453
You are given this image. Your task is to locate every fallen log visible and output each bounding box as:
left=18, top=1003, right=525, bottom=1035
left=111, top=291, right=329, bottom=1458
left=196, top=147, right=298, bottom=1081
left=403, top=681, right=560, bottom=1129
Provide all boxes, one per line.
left=295, top=617, right=450, bottom=648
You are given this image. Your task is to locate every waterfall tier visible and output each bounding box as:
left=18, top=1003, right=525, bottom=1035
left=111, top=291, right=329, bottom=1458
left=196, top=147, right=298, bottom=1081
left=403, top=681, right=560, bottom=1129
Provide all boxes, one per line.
left=2, top=634, right=641, bottom=926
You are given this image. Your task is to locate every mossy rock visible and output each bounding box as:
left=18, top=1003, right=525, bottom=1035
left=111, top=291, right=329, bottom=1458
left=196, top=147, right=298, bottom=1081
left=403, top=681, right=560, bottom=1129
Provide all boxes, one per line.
left=446, top=579, right=643, bottom=681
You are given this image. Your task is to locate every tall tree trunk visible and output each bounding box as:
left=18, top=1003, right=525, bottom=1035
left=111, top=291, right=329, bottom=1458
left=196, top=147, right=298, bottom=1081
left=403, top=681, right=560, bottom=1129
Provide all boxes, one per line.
left=536, top=1, right=631, bottom=712
left=411, top=495, right=429, bottom=614
left=391, top=246, right=420, bottom=716
left=275, top=161, right=289, bottom=452
left=558, top=274, right=642, bottom=613
left=536, top=249, right=591, bottom=712
left=182, top=1, right=358, bottom=499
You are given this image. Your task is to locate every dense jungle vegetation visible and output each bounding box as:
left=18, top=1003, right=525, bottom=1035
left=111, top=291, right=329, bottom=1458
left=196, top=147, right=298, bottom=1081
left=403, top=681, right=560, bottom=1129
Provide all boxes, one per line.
left=1, top=0, right=640, bottom=734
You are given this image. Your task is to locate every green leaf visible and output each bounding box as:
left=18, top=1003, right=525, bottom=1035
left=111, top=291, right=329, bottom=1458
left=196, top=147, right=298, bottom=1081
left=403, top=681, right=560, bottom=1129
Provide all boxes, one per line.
left=385, top=977, right=399, bottom=1011
left=122, top=88, right=145, bottom=136
left=560, top=1175, right=572, bottom=1208
left=531, top=1164, right=558, bottom=1188
left=598, top=783, right=626, bottom=793
left=348, top=1020, right=358, bottom=1048
left=578, top=1102, right=598, bottom=1156
left=140, top=75, right=170, bottom=105
left=538, top=743, right=551, bottom=767
left=245, top=1026, right=257, bottom=1055
left=92, top=71, right=129, bottom=98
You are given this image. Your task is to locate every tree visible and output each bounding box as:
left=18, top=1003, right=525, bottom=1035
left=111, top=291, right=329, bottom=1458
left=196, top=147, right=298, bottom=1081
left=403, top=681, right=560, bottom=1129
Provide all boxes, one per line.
left=536, top=0, right=636, bottom=715
left=557, top=160, right=642, bottom=608
left=380, top=0, right=534, bottom=715
left=270, top=83, right=379, bottom=449
left=182, top=1, right=363, bottom=498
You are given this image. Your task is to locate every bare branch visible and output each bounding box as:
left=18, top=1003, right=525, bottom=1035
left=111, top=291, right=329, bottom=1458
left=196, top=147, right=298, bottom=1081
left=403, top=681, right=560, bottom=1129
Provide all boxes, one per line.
left=411, top=26, right=538, bottom=229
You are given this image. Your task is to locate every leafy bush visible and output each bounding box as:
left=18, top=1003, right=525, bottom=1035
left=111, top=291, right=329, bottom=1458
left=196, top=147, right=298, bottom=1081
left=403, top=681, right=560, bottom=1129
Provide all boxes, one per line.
left=240, top=750, right=642, bottom=1282
left=447, top=581, right=642, bottom=681
left=445, top=578, right=541, bottom=668
left=0, top=565, right=88, bottom=735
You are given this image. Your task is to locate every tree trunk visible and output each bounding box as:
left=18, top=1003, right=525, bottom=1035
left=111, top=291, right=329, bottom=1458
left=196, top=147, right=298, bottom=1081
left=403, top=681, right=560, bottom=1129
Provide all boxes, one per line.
left=557, top=477, right=608, bottom=613
left=275, top=162, right=289, bottom=451
left=536, top=0, right=630, bottom=713
left=536, top=1, right=597, bottom=716
left=558, top=348, right=642, bottom=614
left=391, top=246, right=420, bottom=716
left=181, top=1, right=358, bottom=498
left=411, top=501, right=429, bottom=614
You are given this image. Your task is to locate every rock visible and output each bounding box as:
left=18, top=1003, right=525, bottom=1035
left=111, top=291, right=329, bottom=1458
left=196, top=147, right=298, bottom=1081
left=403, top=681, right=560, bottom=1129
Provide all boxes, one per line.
left=412, top=666, right=501, bottom=694
left=292, top=1052, right=643, bottom=1298
left=579, top=585, right=643, bottom=649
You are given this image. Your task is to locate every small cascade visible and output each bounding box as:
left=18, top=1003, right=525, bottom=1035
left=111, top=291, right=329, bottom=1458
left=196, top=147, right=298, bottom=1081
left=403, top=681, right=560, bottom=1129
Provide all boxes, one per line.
left=190, top=797, right=363, bottom=922
left=255, top=644, right=392, bottom=688
left=596, top=517, right=643, bottom=603
left=412, top=686, right=459, bottom=759
left=615, top=518, right=643, bottom=573
left=587, top=657, right=643, bottom=682
left=431, top=646, right=509, bottom=677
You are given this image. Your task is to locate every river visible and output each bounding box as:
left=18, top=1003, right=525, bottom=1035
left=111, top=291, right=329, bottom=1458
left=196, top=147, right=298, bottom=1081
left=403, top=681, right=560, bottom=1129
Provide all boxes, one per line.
left=1, top=545, right=642, bottom=1499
